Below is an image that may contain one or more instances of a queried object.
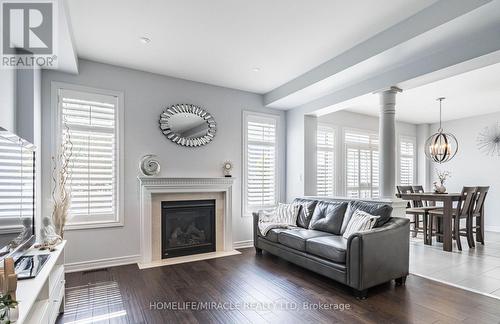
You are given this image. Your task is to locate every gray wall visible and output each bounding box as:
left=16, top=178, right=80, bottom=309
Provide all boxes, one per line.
left=0, top=70, right=16, bottom=132
left=41, top=59, right=286, bottom=265
left=429, top=111, right=500, bottom=232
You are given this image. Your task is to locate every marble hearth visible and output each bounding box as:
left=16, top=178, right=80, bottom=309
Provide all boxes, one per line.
left=137, top=177, right=238, bottom=268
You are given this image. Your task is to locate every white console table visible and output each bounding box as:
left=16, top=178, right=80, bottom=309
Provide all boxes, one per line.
left=15, top=241, right=66, bottom=324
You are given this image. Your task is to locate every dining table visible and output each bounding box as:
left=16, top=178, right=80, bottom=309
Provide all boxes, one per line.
left=395, top=192, right=465, bottom=252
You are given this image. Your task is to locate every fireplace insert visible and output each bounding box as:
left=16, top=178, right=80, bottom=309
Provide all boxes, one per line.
left=161, top=200, right=216, bottom=258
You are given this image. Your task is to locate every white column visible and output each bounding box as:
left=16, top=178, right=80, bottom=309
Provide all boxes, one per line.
left=379, top=87, right=401, bottom=198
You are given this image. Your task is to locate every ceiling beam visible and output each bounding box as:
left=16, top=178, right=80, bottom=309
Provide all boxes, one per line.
left=264, top=0, right=492, bottom=108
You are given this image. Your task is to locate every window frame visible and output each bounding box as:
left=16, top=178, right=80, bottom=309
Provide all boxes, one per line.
left=242, top=111, right=281, bottom=217
left=316, top=124, right=336, bottom=197
left=343, top=127, right=379, bottom=199
left=51, top=82, right=124, bottom=230
left=397, top=135, right=417, bottom=186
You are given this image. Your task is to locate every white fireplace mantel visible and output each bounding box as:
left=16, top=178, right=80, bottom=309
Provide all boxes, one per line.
left=138, top=177, right=234, bottom=264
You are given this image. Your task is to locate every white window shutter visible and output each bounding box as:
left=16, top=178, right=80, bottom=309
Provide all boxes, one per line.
left=0, top=136, right=34, bottom=221
left=316, top=126, right=335, bottom=197
left=345, top=130, right=379, bottom=198
left=59, top=89, right=118, bottom=224
left=244, top=113, right=279, bottom=215
left=399, top=136, right=416, bottom=186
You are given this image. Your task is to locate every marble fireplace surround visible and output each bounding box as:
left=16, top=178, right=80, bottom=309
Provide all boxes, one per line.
left=138, top=177, right=236, bottom=267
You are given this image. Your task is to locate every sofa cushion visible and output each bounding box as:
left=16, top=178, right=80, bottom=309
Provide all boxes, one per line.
left=308, top=201, right=348, bottom=235
left=293, top=198, right=318, bottom=228
left=306, top=236, right=348, bottom=263
left=341, top=201, right=393, bottom=233
left=278, top=229, right=332, bottom=251
left=258, top=228, right=287, bottom=243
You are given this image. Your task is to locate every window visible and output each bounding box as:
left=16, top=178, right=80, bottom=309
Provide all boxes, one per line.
left=399, top=136, right=416, bottom=186
left=316, top=125, right=335, bottom=196
left=345, top=130, right=379, bottom=198
left=243, top=112, right=279, bottom=215
left=0, top=132, right=34, bottom=229
left=56, top=85, right=123, bottom=228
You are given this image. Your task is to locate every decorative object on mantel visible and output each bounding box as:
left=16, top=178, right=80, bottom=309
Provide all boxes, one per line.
left=433, top=170, right=451, bottom=194
left=477, top=122, right=500, bottom=157
left=139, top=154, right=161, bottom=176
left=159, top=104, right=217, bottom=147
left=39, top=217, right=62, bottom=250
left=223, top=161, right=233, bottom=177
left=51, top=122, right=73, bottom=239
left=425, top=97, right=458, bottom=163
left=0, top=257, right=18, bottom=323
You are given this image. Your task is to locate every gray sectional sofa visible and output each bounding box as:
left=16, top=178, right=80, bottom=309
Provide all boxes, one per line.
left=253, top=197, right=410, bottom=298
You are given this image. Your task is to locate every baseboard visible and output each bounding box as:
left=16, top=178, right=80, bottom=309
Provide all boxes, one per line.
left=65, top=254, right=140, bottom=273
left=485, top=226, right=500, bottom=233
left=233, top=240, right=254, bottom=249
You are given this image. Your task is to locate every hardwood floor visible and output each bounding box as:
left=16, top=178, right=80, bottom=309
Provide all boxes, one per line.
left=57, top=248, right=500, bottom=324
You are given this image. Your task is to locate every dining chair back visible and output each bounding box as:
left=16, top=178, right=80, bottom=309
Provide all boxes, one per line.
left=457, top=186, right=477, bottom=219
left=472, top=186, right=489, bottom=215
left=412, top=185, right=427, bottom=207
left=397, top=186, right=414, bottom=208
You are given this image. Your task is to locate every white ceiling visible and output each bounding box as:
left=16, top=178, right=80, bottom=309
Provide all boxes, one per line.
left=336, top=61, right=500, bottom=124
left=66, top=0, right=436, bottom=93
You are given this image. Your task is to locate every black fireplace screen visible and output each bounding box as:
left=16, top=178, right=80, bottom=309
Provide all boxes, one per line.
left=161, top=200, right=216, bottom=258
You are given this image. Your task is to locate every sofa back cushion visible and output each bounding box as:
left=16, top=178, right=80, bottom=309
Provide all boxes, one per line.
left=292, top=198, right=318, bottom=228
left=340, top=201, right=393, bottom=233
left=308, top=201, right=348, bottom=235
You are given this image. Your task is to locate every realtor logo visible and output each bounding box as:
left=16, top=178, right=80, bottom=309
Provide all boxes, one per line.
left=1, top=0, right=57, bottom=68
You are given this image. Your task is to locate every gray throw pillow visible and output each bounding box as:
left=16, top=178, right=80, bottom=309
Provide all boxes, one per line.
left=340, top=201, right=393, bottom=234
left=292, top=198, right=318, bottom=228
left=308, top=201, right=348, bottom=235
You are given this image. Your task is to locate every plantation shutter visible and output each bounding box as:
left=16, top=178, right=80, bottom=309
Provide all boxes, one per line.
left=399, top=136, right=416, bottom=186
left=316, top=126, right=335, bottom=196
left=244, top=114, right=278, bottom=214
left=0, top=134, right=34, bottom=223
left=59, top=89, right=118, bottom=223
left=345, top=130, right=379, bottom=198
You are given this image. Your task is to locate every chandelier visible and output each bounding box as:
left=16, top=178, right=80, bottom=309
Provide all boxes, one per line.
left=425, top=97, right=458, bottom=163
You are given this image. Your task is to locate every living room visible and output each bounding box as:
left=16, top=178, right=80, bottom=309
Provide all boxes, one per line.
left=1, top=0, right=500, bottom=323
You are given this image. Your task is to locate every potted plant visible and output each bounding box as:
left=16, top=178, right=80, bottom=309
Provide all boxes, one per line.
left=0, top=294, right=18, bottom=324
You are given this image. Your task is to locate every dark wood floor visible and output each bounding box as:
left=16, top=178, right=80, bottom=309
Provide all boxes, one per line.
left=57, top=248, right=500, bottom=324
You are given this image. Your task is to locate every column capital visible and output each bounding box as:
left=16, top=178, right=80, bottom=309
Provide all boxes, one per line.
left=376, top=86, right=402, bottom=94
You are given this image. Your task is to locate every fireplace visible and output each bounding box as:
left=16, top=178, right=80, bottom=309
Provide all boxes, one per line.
left=161, top=200, right=216, bottom=259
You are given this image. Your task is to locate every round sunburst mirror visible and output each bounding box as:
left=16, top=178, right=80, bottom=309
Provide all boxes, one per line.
left=159, top=104, right=217, bottom=147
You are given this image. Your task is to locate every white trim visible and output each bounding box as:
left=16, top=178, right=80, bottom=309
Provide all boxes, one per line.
left=233, top=240, right=254, bottom=249
left=64, top=254, right=140, bottom=273
left=242, top=111, right=281, bottom=217
left=137, top=177, right=234, bottom=264
left=50, top=81, right=125, bottom=230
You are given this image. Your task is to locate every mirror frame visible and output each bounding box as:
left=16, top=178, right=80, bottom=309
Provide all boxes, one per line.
left=159, top=104, right=217, bottom=147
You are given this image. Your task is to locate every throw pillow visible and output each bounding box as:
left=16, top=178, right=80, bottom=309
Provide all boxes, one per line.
left=308, top=201, right=348, bottom=235
left=292, top=198, right=318, bottom=228
left=340, top=201, right=393, bottom=233
left=342, top=210, right=380, bottom=239
left=258, top=203, right=300, bottom=236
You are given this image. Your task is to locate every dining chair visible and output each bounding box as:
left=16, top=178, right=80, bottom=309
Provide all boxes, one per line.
left=427, top=186, right=477, bottom=251
left=396, top=185, right=428, bottom=240
left=461, top=186, right=489, bottom=247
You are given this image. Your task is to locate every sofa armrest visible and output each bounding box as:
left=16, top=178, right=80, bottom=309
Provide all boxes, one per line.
left=346, top=217, right=410, bottom=290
